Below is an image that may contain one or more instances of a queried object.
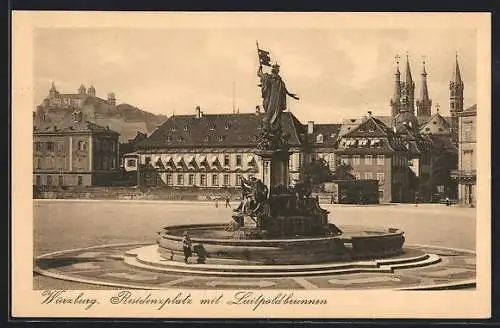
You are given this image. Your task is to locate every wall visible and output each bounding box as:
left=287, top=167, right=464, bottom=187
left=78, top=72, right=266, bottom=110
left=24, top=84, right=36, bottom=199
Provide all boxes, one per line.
left=341, top=154, right=392, bottom=202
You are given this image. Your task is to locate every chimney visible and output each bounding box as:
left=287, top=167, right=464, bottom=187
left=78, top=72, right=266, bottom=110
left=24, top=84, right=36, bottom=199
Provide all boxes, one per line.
left=368, top=110, right=372, bottom=117
left=307, top=121, right=314, bottom=134
left=195, top=106, right=202, bottom=118
left=255, top=105, right=261, bottom=115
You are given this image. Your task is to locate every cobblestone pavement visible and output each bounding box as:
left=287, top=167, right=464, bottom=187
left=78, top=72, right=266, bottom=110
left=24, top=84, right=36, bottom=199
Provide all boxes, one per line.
left=35, top=243, right=475, bottom=290
left=33, top=200, right=476, bottom=290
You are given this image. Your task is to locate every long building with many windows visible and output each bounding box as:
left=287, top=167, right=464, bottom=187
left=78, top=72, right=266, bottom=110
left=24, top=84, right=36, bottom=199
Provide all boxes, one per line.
left=128, top=106, right=307, bottom=189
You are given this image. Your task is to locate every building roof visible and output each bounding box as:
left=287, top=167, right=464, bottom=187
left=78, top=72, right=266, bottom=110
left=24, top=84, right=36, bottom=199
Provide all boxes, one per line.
left=419, top=112, right=452, bottom=135
left=34, top=118, right=119, bottom=135
left=136, top=111, right=305, bottom=150
left=373, top=115, right=452, bottom=128
left=307, top=123, right=342, bottom=147
left=458, top=104, right=477, bottom=117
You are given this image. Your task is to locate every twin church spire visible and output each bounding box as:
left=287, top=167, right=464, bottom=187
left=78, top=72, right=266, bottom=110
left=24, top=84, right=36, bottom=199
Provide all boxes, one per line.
left=391, top=53, right=463, bottom=119
left=391, top=54, right=429, bottom=117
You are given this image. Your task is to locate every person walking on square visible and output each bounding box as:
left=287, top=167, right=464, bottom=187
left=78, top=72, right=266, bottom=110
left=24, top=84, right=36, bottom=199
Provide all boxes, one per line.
left=225, top=195, right=231, bottom=208
left=182, top=231, right=192, bottom=264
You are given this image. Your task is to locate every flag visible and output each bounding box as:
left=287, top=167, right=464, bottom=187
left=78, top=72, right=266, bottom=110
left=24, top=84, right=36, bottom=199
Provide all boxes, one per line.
left=258, top=49, right=271, bottom=67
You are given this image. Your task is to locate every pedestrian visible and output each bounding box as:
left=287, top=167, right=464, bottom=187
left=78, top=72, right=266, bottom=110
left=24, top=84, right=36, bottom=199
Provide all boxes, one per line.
left=215, top=199, right=218, bottom=208
left=182, top=231, right=192, bottom=264
left=445, top=196, right=450, bottom=206
left=330, top=194, right=335, bottom=204
left=414, top=193, right=419, bottom=207
left=225, top=196, right=230, bottom=208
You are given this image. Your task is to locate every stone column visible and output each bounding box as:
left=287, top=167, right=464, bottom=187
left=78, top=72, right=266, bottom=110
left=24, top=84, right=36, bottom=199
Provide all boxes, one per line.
left=68, top=136, right=73, bottom=171
left=255, top=149, right=290, bottom=192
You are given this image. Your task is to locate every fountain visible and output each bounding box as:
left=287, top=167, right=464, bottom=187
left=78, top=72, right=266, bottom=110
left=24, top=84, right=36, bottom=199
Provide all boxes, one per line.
left=155, top=59, right=405, bottom=269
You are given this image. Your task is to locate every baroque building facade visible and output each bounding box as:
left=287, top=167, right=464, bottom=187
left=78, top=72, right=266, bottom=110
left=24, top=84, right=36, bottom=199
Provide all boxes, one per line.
left=33, top=109, right=120, bottom=187
left=127, top=106, right=306, bottom=189
left=451, top=104, right=477, bottom=206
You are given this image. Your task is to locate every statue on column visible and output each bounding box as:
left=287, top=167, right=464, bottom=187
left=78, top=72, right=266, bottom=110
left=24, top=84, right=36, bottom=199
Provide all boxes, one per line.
left=256, top=43, right=300, bottom=150
left=257, top=63, right=300, bottom=128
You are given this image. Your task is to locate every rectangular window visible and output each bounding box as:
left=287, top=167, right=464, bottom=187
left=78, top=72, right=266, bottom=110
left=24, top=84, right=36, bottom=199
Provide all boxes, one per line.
left=47, top=142, right=54, bottom=152
left=223, top=174, right=230, bottom=186
left=77, top=176, right=83, bottom=186
left=341, top=155, right=348, bottom=164
left=177, top=174, right=184, bottom=186
left=58, top=175, right=64, bottom=185
left=364, top=172, right=373, bottom=180
left=78, top=140, right=86, bottom=151
left=200, top=174, right=207, bottom=186
left=353, top=155, right=360, bottom=165
left=166, top=174, right=173, bottom=186
left=46, top=175, right=52, bottom=185
left=354, top=172, right=361, bottom=180
left=224, top=155, right=230, bottom=166
left=236, top=174, right=242, bottom=186
left=188, top=174, right=195, bottom=186
left=35, top=175, right=41, bottom=186
left=376, top=173, right=385, bottom=182
left=212, top=174, right=219, bottom=186
left=35, top=158, right=41, bottom=169
left=377, top=155, right=385, bottom=165
left=127, top=159, right=136, bottom=167
left=236, top=154, right=242, bottom=166
left=365, top=155, right=372, bottom=165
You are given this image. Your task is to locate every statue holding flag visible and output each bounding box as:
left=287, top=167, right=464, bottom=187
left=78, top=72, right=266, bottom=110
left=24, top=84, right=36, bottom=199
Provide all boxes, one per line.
left=256, top=42, right=300, bottom=129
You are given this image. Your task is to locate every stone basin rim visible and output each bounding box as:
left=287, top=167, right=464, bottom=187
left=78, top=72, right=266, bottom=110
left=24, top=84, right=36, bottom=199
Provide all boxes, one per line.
left=158, top=223, right=405, bottom=244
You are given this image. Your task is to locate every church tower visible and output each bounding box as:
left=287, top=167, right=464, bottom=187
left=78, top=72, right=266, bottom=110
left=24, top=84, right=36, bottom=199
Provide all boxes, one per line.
left=450, top=54, right=464, bottom=137
left=390, top=55, right=402, bottom=117
left=416, top=58, right=432, bottom=117
left=400, top=54, right=415, bottom=115
left=48, top=81, right=59, bottom=99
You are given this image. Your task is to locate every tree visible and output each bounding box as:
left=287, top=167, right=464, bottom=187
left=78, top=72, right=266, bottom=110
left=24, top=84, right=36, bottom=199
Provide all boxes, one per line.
left=299, top=157, right=333, bottom=187
left=331, top=161, right=356, bottom=180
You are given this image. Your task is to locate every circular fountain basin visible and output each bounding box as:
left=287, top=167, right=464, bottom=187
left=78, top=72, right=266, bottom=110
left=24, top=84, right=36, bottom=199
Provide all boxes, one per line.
left=157, top=224, right=405, bottom=265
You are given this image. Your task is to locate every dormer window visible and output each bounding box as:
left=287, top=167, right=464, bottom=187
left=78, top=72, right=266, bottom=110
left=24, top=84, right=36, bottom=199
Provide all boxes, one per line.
left=209, top=124, right=216, bottom=131
left=184, top=125, right=188, bottom=131
left=171, top=125, right=177, bottom=131
left=224, top=123, right=230, bottom=130
left=178, top=136, right=183, bottom=142
left=316, top=134, right=324, bottom=143
left=218, top=136, right=225, bottom=142
left=204, top=136, right=210, bottom=142
left=166, top=136, right=172, bottom=142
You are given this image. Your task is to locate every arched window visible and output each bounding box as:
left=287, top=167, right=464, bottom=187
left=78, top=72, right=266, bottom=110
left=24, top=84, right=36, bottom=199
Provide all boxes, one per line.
left=316, top=134, right=324, bottom=143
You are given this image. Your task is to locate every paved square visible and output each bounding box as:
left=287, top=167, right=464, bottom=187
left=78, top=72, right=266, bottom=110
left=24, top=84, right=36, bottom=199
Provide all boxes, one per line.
left=33, top=200, right=476, bottom=290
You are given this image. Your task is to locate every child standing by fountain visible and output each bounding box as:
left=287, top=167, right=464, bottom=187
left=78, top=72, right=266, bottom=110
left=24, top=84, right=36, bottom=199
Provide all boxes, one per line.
left=182, top=231, right=192, bottom=264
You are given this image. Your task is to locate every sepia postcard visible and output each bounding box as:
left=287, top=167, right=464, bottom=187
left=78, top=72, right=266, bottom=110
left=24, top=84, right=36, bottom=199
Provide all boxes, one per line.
left=11, top=11, right=491, bottom=319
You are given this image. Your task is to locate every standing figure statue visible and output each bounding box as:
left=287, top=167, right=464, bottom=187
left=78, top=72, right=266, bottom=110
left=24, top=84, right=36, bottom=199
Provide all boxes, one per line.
left=257, top=63, right=299, bottom=128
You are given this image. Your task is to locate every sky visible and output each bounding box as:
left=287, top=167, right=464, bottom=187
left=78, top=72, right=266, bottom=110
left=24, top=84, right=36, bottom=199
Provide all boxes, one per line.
left=33, top=27, right=477, bottom=123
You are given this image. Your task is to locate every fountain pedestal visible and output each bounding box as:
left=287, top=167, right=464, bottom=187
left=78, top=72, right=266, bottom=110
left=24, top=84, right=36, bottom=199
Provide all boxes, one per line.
left=255, top=148, right=290, bottom=191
